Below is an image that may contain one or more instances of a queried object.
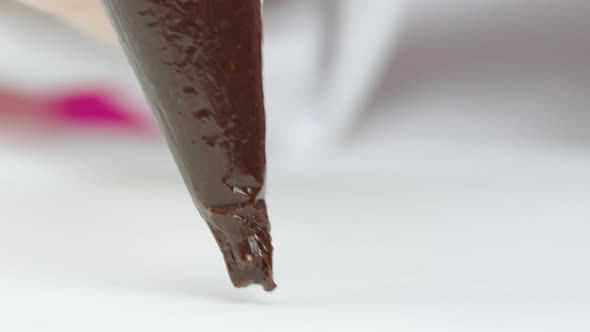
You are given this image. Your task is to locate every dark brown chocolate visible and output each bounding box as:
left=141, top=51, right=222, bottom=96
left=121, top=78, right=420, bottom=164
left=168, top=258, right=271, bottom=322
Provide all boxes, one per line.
left=102, top=0, right=275, bottom=291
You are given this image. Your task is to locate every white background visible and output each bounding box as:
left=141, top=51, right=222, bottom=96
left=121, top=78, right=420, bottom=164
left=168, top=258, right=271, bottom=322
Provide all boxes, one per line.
left=1, top=0, right=589, bottom=330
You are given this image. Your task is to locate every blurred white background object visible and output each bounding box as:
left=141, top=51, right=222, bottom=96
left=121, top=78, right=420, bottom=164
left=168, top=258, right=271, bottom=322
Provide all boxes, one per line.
left=263, top=0, right=406, bottom=153
left=1, top=0, right=590, bottom=331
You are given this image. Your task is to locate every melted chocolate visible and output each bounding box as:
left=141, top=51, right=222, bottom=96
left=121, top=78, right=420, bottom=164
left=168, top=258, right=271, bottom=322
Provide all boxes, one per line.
left=103, top=0, right=275, bottom=291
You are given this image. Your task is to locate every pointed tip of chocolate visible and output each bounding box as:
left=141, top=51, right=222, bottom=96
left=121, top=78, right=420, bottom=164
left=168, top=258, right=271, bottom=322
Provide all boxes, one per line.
left=263, top=279, right=277, bottom=292
left=206, top=201, right=275, bottom=292
left=225, top=245, right=276, bottom=292
left=229, top=270, right=277, bottom=292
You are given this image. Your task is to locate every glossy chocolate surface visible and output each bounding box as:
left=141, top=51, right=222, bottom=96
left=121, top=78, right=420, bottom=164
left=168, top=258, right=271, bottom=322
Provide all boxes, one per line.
left=103, top=0, right=275, bottom=291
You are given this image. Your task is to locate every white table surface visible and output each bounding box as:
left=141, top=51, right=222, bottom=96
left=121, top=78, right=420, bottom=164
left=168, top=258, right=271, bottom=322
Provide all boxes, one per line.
left=1, top=134, right=589, bottom=331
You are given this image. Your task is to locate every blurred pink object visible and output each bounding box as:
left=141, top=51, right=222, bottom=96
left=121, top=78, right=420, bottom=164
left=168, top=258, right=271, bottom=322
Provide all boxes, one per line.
left=0, top=87, right=154, bottom=136
left=49, top=91, right=149, bottom=132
